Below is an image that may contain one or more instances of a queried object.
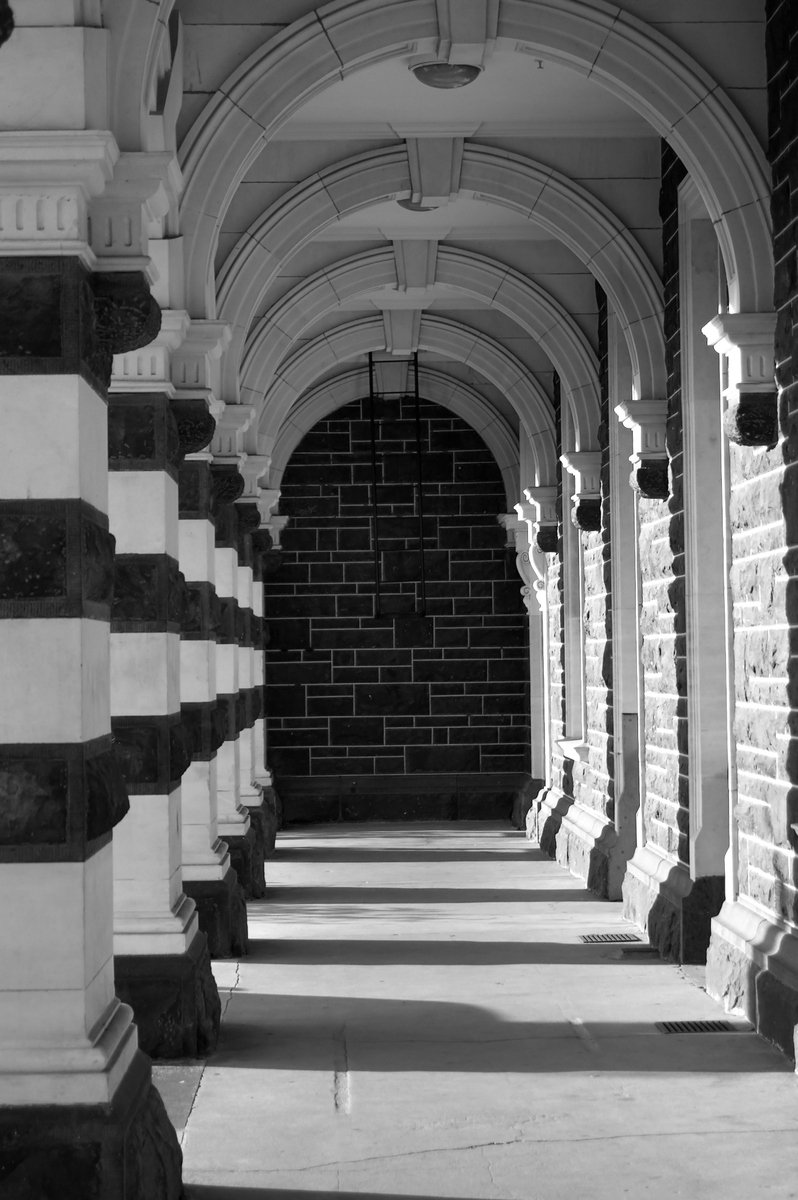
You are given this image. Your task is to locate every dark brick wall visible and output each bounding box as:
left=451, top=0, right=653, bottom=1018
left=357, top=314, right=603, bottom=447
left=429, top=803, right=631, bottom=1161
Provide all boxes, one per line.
left=264, top=395, right=530, bottom=800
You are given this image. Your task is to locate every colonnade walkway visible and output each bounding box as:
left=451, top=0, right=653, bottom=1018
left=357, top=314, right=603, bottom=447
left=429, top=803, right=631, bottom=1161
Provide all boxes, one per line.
left=158, top=824, right=798, bottom=1199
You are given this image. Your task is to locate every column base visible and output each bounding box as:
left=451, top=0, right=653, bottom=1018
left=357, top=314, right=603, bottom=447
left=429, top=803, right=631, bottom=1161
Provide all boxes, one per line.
left=532, top=784, right=574, bottom=859
left=183, top=867, right=248, bottom=959
left=622, top=844, right=724, bottom=964
left=0, top=1050, right=183, bottom=1200
left=707, top=899, right=798, bottom=1061
left=544, top=795, right=628, bottom=900
left=114, top=929, right=221, bottom=1060
left=223, top=823, right=264, bottom=901
left=509, top=776, right=541, bottom=831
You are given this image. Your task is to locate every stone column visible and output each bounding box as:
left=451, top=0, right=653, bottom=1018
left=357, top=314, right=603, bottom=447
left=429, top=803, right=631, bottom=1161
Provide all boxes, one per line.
left=0, top=252, right=181, bottom=1190
left=107, top=358, right=220, bottom=1058
left=212, top=463, right=263, bottom=896
left=177, top=441, right=248, bottom=957
left=251, top=525, right=280, bottom=854
left=235, top=496, right=269, bottom=894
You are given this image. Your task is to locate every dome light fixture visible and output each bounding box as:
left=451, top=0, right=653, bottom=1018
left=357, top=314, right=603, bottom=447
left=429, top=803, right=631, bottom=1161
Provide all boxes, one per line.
left=411, top=61, right=481, bottom=89
left=397, top=197, right=437, bottom=213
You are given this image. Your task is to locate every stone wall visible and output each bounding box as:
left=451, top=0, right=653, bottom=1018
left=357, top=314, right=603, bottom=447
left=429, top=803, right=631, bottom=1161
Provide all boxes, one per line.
left=264, top=395, right=531, bottom=822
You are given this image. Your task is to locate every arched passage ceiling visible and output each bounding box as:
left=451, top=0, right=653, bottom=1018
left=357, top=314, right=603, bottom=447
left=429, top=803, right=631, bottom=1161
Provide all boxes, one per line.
left=175, top=0, right=769, bottom=494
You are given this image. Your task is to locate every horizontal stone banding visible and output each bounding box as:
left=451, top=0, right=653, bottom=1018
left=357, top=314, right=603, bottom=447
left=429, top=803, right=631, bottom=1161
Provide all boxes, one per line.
left=217, top=597, right=240, bottom=645
left=182, top=700, right=226, bottom=761
left=108, top=394, right=181, bottom=479
left=181, top=581, right=220, bottom=641
left=111, top=554, right=184, bottom=632
left=179, top=462, right=214, bottom=521
left=111, top=713, right=192, bottom=794
left=0, top=499, right=113, bottom=619
left=0, top=734, right=128, bottom=861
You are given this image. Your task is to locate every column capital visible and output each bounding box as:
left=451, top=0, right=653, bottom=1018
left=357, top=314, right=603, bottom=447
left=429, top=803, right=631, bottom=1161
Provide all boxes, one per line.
left=521, top=487, right=559, bottom=553
left=89, top=151, right=181, bottom=282
left=171, top=319, right=231, bottom=415
left=0, top=130, right=117, bottom=264
left=265, top=515, right=290, bottom=549
left=703, top=313, right=778, bottom=448
left=237, top=455, right=271, bottom=499
left=615, top=399, right=670, bottom=499
left=257, top=489, right=281, bottom=524
left=211, top=405, right=256, bottom=461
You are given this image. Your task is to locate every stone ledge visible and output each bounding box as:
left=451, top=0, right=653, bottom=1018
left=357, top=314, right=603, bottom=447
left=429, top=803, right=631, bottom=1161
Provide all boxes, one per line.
left=0, top=1051, right=183, bottom=1199
left=183, top=867, right=248, bottom=959
left=551, top=797, right=627, bottom=900
left=707, top=898, right=798, bottom=1061
left=114, top=929, right=221, bottom=1060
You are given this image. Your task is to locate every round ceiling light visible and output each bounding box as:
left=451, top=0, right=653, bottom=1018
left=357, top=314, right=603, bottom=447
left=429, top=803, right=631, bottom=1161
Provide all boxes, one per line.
left=411, top=61, right=482, bottom=89
left=396, top=197, right=437, bottom=213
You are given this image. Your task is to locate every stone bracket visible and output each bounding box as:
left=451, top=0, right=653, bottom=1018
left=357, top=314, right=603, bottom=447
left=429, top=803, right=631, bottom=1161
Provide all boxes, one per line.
left=383, top=308, right=421, bottom=356
left=560, top=451, right=602, bottom=530
left=522, top=486, right=559, bottom=553
left=615, top=399, right=670, bottom=498
left=703, top=313, right=778, bottom=449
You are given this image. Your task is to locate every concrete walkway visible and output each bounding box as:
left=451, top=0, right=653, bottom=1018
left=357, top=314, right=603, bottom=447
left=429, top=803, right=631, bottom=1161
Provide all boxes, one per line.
left=168, top=823, right=798, bottom=1199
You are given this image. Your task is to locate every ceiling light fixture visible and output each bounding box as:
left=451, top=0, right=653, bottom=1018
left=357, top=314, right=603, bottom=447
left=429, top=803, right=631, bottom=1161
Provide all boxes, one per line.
left=411, top=62, right=482, bottom=89
left=396, top=197, right=437, bottom=213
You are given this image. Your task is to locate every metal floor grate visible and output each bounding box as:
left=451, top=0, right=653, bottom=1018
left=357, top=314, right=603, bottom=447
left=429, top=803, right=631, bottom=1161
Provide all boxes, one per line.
left=580, top=932, right=641, bottom=944
left=656, top=1019, right=739, bottom=1034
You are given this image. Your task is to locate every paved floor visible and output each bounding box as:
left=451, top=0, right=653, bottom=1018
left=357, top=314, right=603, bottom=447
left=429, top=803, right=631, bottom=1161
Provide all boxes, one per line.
left=167, top=823, right=798, bottom=1199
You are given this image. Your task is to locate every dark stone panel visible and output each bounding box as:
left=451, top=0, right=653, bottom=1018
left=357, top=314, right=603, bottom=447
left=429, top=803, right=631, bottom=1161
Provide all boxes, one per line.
left=329, top=717, right=384, bottom=744
left=0, top=258, right=160, bottom=393
left=108, top=393, right=181, bottom=478
left=406, top=745, right=479, bottom=773
left=0, top=1052, right=182, bottom=1200
left=112, top=713, right=191, bottom=794
left=0, top=734, right=129, bottom=861
left=111, top=554, right=183, bottom=633
left=414, top=658, right=487, bottom=683
left=181, top=581, right=220, bottom=641
left=114, top=929, right=221, bottom=1059
left=182, top=700, right=225, bottom=762
left=355, top=683, right=429, bottom=715
left=178, top=459, right=214, bottom=520
left=0, top=499, right=113, bottom=620
left=265, top=617, right=311, bottom=651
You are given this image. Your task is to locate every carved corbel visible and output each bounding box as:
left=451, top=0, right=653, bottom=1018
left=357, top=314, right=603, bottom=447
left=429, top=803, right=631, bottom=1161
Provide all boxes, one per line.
left=170, top=397, right=216, bottom=457
left=615, top=399, right=669, bottom=499
left=703, top=314, right=779, bottom=449
left=90, top=271, right=162, bottom=389
left=522, top=486, right=559, bottom=553
left=560, top=452, right=603, bottom=531
left=171, top=319, right=231, bottom=417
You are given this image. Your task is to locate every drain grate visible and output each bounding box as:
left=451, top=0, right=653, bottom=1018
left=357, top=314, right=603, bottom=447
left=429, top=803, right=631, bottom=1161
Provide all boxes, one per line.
left=580, top=932, right=641, bottom=944
left=656, top=1019, right=738, bottom=1034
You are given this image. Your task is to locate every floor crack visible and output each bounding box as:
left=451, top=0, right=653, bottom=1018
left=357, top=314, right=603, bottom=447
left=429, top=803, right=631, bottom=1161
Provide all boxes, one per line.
left=220, top=960, right=241, bottom=1020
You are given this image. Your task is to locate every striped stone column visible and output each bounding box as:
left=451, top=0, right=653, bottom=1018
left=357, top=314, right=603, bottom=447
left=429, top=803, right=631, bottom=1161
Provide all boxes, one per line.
left=0, top=251, right=181, bottom=1190
left=107, top=372, right=220, bottom=1058
left=235, top=496, right=269, bottom=892
left=251, top=526, right=279, bottom=855
left=177, top=431, right=248, bottom=958
left=212, top=464, right=262, bottom=896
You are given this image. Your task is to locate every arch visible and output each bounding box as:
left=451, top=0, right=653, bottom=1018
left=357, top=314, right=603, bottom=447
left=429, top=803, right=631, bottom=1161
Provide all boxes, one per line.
left=270, top=365, right=520, bottom=510
left=241, top=243, right=601, bottom=450
left=179, top=0, right=771, bottom=319
left=105, top=0, right=182, bottom=154
left=257, top=312, right=558, bottom=485
left=217, top=143, right=663, bottom=403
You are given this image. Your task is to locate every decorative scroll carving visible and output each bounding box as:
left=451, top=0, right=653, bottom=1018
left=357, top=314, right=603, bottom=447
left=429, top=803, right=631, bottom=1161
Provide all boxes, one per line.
left=723, top=390, right=779, bottom=448
left=0, top=3, right=13, bottom=48
left=631, top=460, right=670, bottom=500
left=170, top=397, right=217, bottom=456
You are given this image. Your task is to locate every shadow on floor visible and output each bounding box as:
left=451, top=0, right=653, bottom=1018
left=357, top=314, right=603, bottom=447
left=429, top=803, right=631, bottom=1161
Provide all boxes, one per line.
left=251, top=885, right=598, bottom=910
left=188, top=1191, right=481, bottom=1199
left=244, top=937, right=658, bottom=967
left=275, top=846, right=546, bottom=863
left=208, top=992, right=775, bottom=1074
